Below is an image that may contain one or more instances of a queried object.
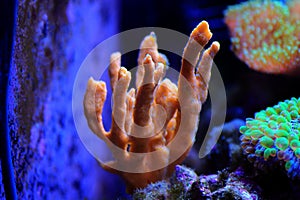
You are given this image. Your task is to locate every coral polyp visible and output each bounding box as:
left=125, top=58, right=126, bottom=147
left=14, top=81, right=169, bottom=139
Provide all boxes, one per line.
left=240, top=97, right=300, bottom=178
left=224, top=0, right=300, bottom=74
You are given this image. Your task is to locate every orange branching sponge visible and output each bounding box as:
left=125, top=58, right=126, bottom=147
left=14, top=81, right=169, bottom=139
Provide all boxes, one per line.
left=224, top=0, right=300, bottom=74
left=83, top=21, right=220, bottom=193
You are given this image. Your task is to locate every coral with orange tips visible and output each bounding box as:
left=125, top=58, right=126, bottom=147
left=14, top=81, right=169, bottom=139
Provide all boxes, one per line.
left=83, top=21, right=220, bottom=193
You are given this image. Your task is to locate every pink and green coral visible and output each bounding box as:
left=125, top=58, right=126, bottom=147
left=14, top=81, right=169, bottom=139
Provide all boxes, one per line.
left=240, top=97, right=300, bottom=178
left=224, top=0, right=300, bottom=74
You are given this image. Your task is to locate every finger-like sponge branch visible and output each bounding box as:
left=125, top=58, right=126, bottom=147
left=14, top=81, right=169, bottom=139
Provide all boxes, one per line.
left=83, top=20, right=219, bottom=193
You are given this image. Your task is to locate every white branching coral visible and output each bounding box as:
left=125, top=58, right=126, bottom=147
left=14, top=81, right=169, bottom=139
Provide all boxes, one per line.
left=83, top=21, right=220, bottom=193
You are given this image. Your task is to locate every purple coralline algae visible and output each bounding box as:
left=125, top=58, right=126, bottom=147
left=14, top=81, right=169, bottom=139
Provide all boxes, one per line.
left=132, top=165, right=260, bottom=200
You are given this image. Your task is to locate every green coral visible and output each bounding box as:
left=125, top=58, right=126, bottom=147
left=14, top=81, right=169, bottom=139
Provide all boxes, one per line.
left=240, top=97, right=300, bottom=178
